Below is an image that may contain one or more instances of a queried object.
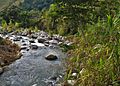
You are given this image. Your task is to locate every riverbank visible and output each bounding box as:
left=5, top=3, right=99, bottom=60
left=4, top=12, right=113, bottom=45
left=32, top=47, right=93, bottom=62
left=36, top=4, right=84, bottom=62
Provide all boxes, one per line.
left=0, top=37, right=20, bottom=67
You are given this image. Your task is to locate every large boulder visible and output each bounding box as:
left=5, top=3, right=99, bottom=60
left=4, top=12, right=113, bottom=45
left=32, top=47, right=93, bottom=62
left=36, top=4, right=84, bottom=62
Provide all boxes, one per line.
left=45, top=54, right=58, bottom=61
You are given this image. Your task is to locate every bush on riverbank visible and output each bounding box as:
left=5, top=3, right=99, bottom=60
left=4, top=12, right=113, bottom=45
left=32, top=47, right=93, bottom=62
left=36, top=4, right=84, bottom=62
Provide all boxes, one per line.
left=0, top=37, right=20, bottom=67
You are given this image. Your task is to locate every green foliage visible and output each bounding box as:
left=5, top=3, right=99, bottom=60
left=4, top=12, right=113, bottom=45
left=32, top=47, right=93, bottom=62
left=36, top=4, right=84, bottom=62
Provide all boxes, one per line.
left=64, top=14, right=120, bottom=85
left=40, top=0, right=120, bottom=35
left=2, top=19, right=7, bottom=28
left=0, top=0, right=53, bottom=29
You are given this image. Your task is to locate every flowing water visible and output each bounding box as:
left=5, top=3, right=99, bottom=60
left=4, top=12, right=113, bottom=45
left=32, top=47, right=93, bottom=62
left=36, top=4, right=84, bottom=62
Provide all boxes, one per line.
left=0, top=34, right=66, bottom=86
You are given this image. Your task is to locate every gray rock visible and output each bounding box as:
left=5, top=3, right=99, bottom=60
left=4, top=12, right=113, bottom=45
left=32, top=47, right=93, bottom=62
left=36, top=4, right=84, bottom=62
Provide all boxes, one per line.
left=22, top=43, right=27, bottom=46
left=29, top=39, right=35, bottom=43
left=20, top=46, right=28, bottom=50
left=21, top=39, right=25, bottom=42
left=45, top=54, right=58, bottom=61
left=44, top=40, right=49, bottom=44
left=37, top=38, right=46, bottom=43
left=47, top=36, right=52, bottom=40
left=49, top=76, right=57, bottom=81
left=44, top=43, right=49, bottom=47
left=21, top=32, right=28, bottom=36
left=39, top=31, right=48, bottom=37
left=52, top=34, right=63, bottom=42
left=49, top=40, right=58, bottom=45
left=13, top=37, right=21, bottom=41
left=30, top=45, right=38, bottom=50
left=30, top=34, right=38, bottom=39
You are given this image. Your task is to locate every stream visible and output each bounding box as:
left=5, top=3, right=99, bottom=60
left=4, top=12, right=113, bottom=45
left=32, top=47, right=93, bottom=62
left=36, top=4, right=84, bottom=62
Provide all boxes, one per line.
left=0, top=32, right=68, bottom=86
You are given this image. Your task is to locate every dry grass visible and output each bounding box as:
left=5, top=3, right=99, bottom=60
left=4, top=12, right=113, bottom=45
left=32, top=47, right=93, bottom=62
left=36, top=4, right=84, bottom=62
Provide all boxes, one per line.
left=0, top=38, right=20, bottom=66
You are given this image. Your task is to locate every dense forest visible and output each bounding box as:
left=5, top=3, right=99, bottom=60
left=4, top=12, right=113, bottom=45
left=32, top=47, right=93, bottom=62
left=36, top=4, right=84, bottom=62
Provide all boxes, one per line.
left=0, top=0, right=120, bottom=85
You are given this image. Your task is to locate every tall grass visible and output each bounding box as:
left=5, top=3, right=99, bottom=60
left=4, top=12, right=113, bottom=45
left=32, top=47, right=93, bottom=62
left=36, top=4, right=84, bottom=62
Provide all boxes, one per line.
left=64, top=15, right=120, bottom=86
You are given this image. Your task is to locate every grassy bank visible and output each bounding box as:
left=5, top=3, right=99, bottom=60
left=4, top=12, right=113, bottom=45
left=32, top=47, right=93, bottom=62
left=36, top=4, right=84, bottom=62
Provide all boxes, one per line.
left=62, top=15, right=120, bottom=86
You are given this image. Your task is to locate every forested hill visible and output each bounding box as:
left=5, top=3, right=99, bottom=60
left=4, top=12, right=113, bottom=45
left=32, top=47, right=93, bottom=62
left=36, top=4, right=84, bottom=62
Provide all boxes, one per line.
left=0, top=0, right=53, bottom=27
left=19, top=0, right=53, bottom=10
left=0, top=0, right=15, bottom=11
left=0, top=0, right=53, bottom=11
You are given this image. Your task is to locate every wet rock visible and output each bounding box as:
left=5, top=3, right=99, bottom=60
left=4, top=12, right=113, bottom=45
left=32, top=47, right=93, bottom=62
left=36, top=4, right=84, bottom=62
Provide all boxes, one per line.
left=9, top=31, right=16, bottom=35
left=0, top=67, right=3, bottom=74
left=47, top=36, right=52, bottom=40
left=37, top=37, right=46, bottom=43
left=21, top=39, right=25, bottom=42
left=21, top=32, right=28, bottom=36
left=44, top=43, right=49, bottom=47
left=30, top=34, right=38, bottom=39
left=45, top=54, right=58, bottom=61
left=32, top=84, right=37, bottom=86
left=13, top=37, right=21, bottom=41
left=31, top=42, right=45, bottom=47
left=44, top=76, right=60, bottom=85
left=22, top=43, right=27, bottom=46
left=39, top=31, right=48, bottom=37
left=49, top=40, right=58, bottom=45
left=20, top=46, right=28, bottom=50
left=44, top=40, right=49, bottom=44
left=58, top=42, right=63, bottom=45
left=29, top=39, right=35, bottom=43
left=48, top=44, right=54, bottom=48
left=30, top=45, right=38, bottom=50
left=53, top=35, right=63, bottom=42
left=66, top=42, right=73, bottom=46
left=49, top=76, right=57, bottom=81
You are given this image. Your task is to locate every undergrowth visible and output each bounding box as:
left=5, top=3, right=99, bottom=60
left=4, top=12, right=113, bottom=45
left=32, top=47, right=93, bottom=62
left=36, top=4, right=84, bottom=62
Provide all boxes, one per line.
left=63, top=15, right=120, bottom=86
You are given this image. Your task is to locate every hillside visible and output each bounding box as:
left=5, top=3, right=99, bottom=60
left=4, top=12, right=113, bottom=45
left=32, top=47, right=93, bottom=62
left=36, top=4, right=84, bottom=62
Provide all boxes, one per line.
left=0, top=0, right=53, bottom=11
left=19, top=0, right=53, bottom=10
left=0, top=0, right=16, bottom=11
left=0, top=0, right=10, bottom=11
left=0, top=0, right=53, bottom=27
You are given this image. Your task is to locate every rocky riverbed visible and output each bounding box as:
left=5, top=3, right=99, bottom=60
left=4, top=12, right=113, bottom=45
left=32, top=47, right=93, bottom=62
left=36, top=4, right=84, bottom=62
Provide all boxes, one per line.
left=0, top=31, right=72, bottom=86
